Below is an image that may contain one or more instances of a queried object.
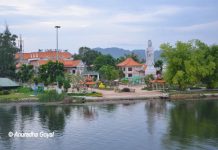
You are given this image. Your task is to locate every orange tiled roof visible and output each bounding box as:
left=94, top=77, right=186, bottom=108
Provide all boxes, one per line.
left=117, top=58, right=143, bottom=67
left=63, top=60, right=81, bottom=67
left=37, top=60, right=81, bottom=67
left=15, top=51, right=72, bottom=60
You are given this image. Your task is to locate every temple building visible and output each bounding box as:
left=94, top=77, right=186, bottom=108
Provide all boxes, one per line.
left=117, top=58, right=146, bottom=78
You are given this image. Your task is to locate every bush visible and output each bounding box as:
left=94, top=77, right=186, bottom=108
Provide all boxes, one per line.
left=63, top=79, right=71, bottom=92
left=68, top=91, right=103, bottom=97
left=87, top=91, right=103, bottom=97
left=121, top=78, right=129, bottom=84
left=17, top=87, right=32, bottom=93
left=38, top=90, right=65, bottom=102
left=121, top=88, right=130, bottom=92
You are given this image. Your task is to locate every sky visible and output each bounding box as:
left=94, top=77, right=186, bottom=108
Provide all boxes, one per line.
left=0, top=0, right=218, bottom=53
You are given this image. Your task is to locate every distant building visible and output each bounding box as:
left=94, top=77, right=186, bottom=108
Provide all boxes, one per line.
left=145, top=40, right=156, bottom=75
left=117, top=58, right=146, bottom=78
left=15, top=50, right=85, bottom=75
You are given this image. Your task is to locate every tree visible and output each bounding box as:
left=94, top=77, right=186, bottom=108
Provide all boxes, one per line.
left=99, top=65, right=119, bottom=81
left=79, top=47, right=91, bottom=56
left=144, top=74, right=154, bottom=88
left=161, top=41, right=193, bottom=90
left=82, top=50, right=102, bottom=69
left=75, top=47, right=102, bottom=70
left=93, top=54, right=116, bottom=71
left=201, top=45, right=218, bottom=88
left=38, top=61, right=64, bottom=84
left=16, top=64, right=34, bottom=83
left=154, top=59, right=163, bottom=75
left=185, top=40, right=216, bottom=87
left=0, top=25, right=19, bottom=78
left=63, top=79, right=71, bottom=92
left=161, top=40, right=217, bottom=90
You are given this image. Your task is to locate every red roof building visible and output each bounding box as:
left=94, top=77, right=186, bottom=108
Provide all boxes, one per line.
left=117, top=58, right=146, bottom=78
left=117, top=58, right=143, bottom=67
left=16, top=50, right=85, bottom=75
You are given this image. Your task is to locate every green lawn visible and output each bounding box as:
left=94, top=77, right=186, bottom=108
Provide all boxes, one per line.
left=0, top=92, right=36, bottom=102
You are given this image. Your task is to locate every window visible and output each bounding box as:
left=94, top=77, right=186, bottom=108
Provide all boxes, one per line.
left=128, top=67, right=132, bottom=71
left=128, top=74, right=132, bottom=77
left=123, top=68, right=125, bottom=71
left=72, top=70, right=76, bottom=74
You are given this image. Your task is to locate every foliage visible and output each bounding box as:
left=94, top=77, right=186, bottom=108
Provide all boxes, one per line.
left=16, top=64, right=34, bottom=83
left=161, top=40, right=218, bottom=90
left=201, top=45, right=218, bottom=88
left=121, top=78, right=129, bottom=84
left=74, top=47, right=102, bottom=70
left=17, top=87, right=32, bottom=93
left=99, top=82, right=105, bottom=89
left=63, top=79, right=71, bottom=92
left=56, top=75, right=64, bottom=88
left=154, top=59, right=163, bottom=74
left=68, top=91, right=102, bottom=97
left=93, top=54, right=116, bottom=71
left=86, top=91, right=102, bottom=97
left=38, top=61, right=64, bottom=84
left=144, top=74, right=154, bottom=87
left=38, top=90, right=65, bottom=102
left=0, top=25, right=19, bottom=78
left=99, top=65, right=119, bottom=81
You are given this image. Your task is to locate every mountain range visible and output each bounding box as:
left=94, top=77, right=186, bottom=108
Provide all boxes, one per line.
left=93, top=47, right=162, bottom=61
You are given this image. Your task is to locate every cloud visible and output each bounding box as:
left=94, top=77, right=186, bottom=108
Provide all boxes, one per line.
left=0, top=0, right=99, bottom=17
left=109, top=5, right=184, bottom=24
left=171, top=21, right=218, bottom=32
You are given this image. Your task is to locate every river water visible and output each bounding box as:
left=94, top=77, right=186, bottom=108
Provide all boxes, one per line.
left=0, top=100, right=218, bottom=150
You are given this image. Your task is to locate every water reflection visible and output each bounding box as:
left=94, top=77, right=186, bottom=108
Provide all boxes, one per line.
left=78, top=105, right=98, bottom=120
left=0, top=106, right=16, bottom=149
left=38, top=105, right=71, bottom=132
left=163, top=100, right=218, bottom=149
left=145, top=100, right=167, bottom=134
left=0, top=100, right=218, bottom=150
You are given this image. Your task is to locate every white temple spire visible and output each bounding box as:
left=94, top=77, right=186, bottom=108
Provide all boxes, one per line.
left=145, top=40, right=156, bottom=75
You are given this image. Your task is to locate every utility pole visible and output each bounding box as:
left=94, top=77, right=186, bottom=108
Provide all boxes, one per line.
left=55, top=26, right=61, bottom=61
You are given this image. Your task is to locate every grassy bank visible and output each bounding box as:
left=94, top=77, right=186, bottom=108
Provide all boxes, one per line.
left=0, top=87, right=35, bottom=102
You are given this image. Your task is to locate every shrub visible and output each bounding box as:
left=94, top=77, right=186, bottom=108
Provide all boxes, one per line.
left=121, top=78, right=129, bottom=84
left=121, top=88, right=130, bottom=92
left=87, top=91, right=103, bottom=97
left=68, top=91, right=103, bottom=97
left=63, top=79, right=71, bottom=92
left=17, top=87, right=32, bottom=93
left=99, top=82, right=105, bottom=89
left=38, top=90, right=65, bottom=102
left=56, top=76, right=64, bottom=88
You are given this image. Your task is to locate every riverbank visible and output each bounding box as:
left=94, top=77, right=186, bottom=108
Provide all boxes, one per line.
left=0, top=85, right=218, bottom=104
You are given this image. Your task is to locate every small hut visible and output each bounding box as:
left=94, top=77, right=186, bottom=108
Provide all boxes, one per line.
left=0, top=78, right=20, bottom=90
